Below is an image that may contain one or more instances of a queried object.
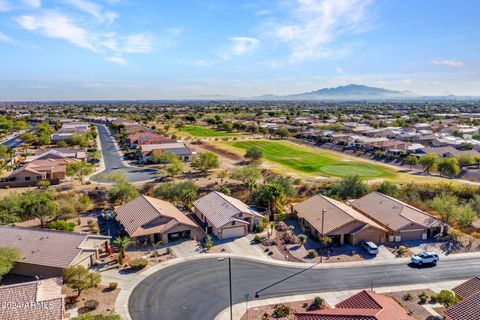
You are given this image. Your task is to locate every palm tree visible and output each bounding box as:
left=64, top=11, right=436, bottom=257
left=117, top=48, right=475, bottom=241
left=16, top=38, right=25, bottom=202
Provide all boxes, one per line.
left=260, top=183, right=285, bottom=217
left=112, top=236, right=132, bottom=265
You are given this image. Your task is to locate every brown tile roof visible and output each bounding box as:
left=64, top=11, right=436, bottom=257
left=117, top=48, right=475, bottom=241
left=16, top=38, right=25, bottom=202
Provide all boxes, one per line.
left=0, top=278, right=64, bottom=320
left=444, top=291, right=480, bottom=320
left=294, top=290, right=414, bottom=320
left=0, top=226, right=109, bottom=269
left=115, top=194, right=199, bottom=237
left=452, top=277, right=480, bottom=299
left=293, top=195, right=386, bottom=236
left=351, top=192, right=446, bottom=232
left=193, top=191, right=263, bottom=229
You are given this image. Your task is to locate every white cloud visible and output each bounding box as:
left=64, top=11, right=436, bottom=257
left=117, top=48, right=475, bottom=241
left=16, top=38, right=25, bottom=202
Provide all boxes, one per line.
left=22, top=0, right=41, bottom=9
left=272, top=0, right=375, bottom=62
left=221, top=37, right=259, bottom=59
left=431, top=59, right=464, bottom=67
left=16, top=13, right=97, bottom=51
left=67, top=0, right=118, bottom=24
left=123, top=33, right=152, bottom=53
left=0, top=0, right=10, bottom=12
left=0, top=31, right=15, bottom=44
left=105, top=56, right=127, bottom=65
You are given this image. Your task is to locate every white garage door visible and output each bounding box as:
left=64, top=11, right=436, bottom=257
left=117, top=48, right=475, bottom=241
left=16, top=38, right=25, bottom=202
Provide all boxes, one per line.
left=399, top=229, right=423, bottom=241
left=221, top=226, right=246, bottom=239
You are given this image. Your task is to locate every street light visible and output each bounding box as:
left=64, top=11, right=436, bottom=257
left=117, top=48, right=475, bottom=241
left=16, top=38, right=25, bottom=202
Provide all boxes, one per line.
left=217, top=257, right=233, bottom=320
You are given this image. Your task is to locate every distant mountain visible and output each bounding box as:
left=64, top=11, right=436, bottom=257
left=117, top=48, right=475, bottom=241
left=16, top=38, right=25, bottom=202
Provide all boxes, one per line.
left=254, top=84, right=416, bottom=101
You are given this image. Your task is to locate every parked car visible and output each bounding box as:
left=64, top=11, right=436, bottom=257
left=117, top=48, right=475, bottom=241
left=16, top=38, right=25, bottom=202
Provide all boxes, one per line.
left=411, top=251, right=439, bottom=266
left=359, top=241, right=378, bottom=255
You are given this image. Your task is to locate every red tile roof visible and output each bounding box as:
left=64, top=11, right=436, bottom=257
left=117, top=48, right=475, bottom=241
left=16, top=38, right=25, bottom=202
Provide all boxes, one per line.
left=444, top=277, right=480, bottom=320
left=452, top=277, right=480, bottom=299
left=294, top=291, right=414, bottom=320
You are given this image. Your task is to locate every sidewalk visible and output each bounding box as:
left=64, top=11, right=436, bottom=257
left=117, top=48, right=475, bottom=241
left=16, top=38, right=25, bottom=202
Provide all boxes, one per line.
left=214, top=279, right=465, bottom=320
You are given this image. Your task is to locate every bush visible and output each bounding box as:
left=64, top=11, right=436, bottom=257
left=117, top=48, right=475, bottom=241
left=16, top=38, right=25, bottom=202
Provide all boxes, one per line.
left=275, top=213, right=286, bottom=221
left=313, top=296, right=325, bottom=309
left=254, top=235, right=262, bottom=244
left=418, top=292, right=429, bottom=304
left=47, top=220, right=76, bottom=232
left=403, top=292, right=413, bottom=301
left=255, top=224, right=264, bottom=233
left=72, top=313, right=121, bottom=320
left=128, top=258, right=148, bottom=270
left=109, top=282, right=118, bottom=290
left=430, top=293, right=438, bottom=303
left=307, top=250, right=316, bottom=259
left=166, top=247, right=173, bottom=255
left=84, top=299, right=99, bottom=311
left=397, top=246, right=408, bottom=256
left=273, top=304, right=291, bottom=317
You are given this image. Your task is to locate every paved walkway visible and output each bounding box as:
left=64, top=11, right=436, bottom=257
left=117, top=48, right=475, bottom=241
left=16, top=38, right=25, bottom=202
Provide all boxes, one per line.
left=105, top=250, right=480, bottom=320
left=215, top=279, right=463, bottom=320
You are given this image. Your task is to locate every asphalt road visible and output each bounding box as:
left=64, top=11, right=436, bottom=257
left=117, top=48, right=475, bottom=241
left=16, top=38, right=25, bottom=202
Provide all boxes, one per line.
left=90, top=124, right=159, bottom=183
left=129, top=257, right=480, bottom=320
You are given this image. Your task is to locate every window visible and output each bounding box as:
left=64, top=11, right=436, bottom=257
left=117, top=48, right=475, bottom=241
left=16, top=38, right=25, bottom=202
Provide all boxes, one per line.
left=37, top=176, right=43, bottom=180
left=25, top=176, right=31, bottom=181
left=238, top=212, right=243, bottom=217
left=232, top=221, right=236, bottom=225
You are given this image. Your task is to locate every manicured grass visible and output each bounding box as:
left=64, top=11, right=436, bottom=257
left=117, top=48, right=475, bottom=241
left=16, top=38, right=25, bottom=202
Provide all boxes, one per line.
left=177, top=125, right=239, bottom=137
left=216, top=140, right=396, bottom=179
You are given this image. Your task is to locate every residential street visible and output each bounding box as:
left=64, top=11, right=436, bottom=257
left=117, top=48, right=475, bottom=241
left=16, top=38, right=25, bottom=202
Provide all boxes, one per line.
left=90, top=124, right=159, bottom=183
left=128, top=256, right=480, bottom=320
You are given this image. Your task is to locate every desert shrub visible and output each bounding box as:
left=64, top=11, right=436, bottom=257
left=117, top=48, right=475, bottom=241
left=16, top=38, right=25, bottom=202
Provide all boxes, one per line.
left=273, top=304, right=291, bottom=317
left=313, top=296, right=326, bottom=309
left=418, top=292, right=429, bottom=304
left=471, top=232, right=480, bottom=239
left=430, top=293, right=438, bottom=303
left=109, top=282, right=118, bottom=290
left=397, top=246, right=408, bottom=256
left=254, top=235, right=262, bottom=244
left=47, top=220, right=76, bottom=232
left=403, top=292, right=413, bottom=301
left=275, top=213, right=286, bottom=221
left=307, top=250, right=316, bottom=259
left=84, top=300, right=99, bottom=311
left=128, top=258, right=148, bottom=270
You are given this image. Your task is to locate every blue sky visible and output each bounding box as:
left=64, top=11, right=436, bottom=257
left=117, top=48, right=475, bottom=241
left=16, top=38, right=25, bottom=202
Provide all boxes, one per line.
left=0, top=0, right=479, bottom=100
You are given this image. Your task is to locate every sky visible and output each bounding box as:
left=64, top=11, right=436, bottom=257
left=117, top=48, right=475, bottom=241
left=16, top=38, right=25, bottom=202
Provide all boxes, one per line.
left=0, top=0, right=479, bottom=101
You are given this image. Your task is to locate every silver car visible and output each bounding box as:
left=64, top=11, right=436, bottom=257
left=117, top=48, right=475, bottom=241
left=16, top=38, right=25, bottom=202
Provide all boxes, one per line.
left=411, top=251, right=439, bottom=266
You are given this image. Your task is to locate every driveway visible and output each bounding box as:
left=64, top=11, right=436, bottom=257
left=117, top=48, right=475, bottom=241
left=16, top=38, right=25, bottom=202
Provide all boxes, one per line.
left=90, top=124, right=159, bottom=184
left=128, top=256, right=480, bottom=320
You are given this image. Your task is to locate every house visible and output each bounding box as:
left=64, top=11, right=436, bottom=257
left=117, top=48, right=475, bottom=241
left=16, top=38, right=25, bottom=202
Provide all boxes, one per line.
left=193, top=191, right=263, bottom=239
left=24, top=148, right=87, bottom=163
left=51, top=122, right=90, bottom=142
left=293, top=195, right=387, bottom=245
left=140, top=143, right=193, bottom=162
left=127, top=132, right=175, bottom=149
left=294, top=290, right=414, bottom=320
left=351, top=192, right=447, bottom=242
left=0, top=157, right=76, bottom=187
left=0, top=226, right=110, bottom=278
left=416, top=146, right=480, bottom=158
left=115, top=194, right=203, bottom=243
left=444, top=277, right=480, bottom=320
left=0, top=277, right=65, bottom=320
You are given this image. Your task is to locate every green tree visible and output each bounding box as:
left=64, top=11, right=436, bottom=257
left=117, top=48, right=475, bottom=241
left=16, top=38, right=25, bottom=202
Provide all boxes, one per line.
left=265, top=175, right=296, bottom=198
left=21, top=132, right=37, bottom=144
left=375, top=181, right=399, bottom=197
left=418, top=154, right=439, bottom=174
left=429, top=194, right=458, bottom=224
left=219, top=185, right=231, bottom=195
left=231, top=165, right=261, bottom=194
left=217, top=170, right=228, bottom=185
left=474, top=156, right=480, bottom=168
left=66, top=161, right=94, bottom=184
left=154, top=181, right=198, bottom=206
left=23, top=191, right=57, bottom=227
left=457, top=155, right=475, bottom=168
left=259, top=183, right=285, bottom=215
left=328, top=175, right=367, bottom=200
left=37, top=133, right=52, bottom=145
left=456, top=205, right=477, bottom=227
left=438, top=158, right=460, bottom=177
left=276, top=128, right=290, bottom=139
left=0, top=247, right=20, bottom=281
left=404, top=155, right=418, bottom=168
left=191, top=152, right=220, bottom=173
left=70, top=133, right=92, bottom=147
left=108, top=178, right=139, bottom=205
left=164, top=158, right=184, bottom=177
left=71, top=313, right=121, bottom=320
left=245, top=146, right=263, bottom=163
left=63, top=265, right=101, bottom=296
left=112, top=236, right=132, bottom=265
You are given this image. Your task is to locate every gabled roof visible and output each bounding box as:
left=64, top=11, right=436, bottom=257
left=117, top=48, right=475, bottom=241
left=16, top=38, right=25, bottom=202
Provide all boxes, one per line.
left=351, top=192, right=446, bottom=231
left=452, top=277, right=480, bottom=300
left=444, top=291, right=480, bottom=320
left=0, top=226, right=109, bottom=269
left=293, top=195, right=386, bottom=235
left=0, top=277, right=65, bottom=320
left=115, top=194, right=198, bottom=237
left=193, top=191, right=262, bottom=229
left=294, top=290, right=414, bottom=320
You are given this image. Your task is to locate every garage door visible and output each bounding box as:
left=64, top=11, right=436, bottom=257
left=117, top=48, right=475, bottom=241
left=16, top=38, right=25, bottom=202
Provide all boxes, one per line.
left=399, top=229, right=423, bottom=241
left=357, top=232, right=383, bottom=244
left=221, top=226, right=246, bottom=239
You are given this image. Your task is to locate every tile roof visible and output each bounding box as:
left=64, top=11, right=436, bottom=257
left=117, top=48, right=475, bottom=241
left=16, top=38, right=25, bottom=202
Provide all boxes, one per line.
left=452, top=277, right=480, bottom=299
left=115, top=194, right=199, bottom=237
left=444, top=291, right=480, bottom=320
left=0, top=226, right=108, bottom=269
left=351, top=192, right=446, bottom=231
left=293, top=195, right=386, bottom=235
left=0, top=278, right=64, bottom=320
left=193, top=191, right=262, bottom=229
left=294, top=290, right=414, bottom=320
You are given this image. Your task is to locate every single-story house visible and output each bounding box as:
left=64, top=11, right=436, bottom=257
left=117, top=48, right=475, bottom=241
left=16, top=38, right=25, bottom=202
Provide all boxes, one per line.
left=193, top=191, right=263, bottom=239
left=0, top=226, right=110, bottom=278
left=115, top=194, right=203, bottom=243
left=0, top=277, right=65, bottom=320
left=140, top=142, right=193, bottom=162
left=351, top=192, right=448, bottom=242
left=24, top=148, right=87, bottom=163
left=127, top=132, right=175, bottom=148
left=294, top=290, right=414, bottom=320
left=293, top=195, right=387, bottom=245
left=444, top=277, right=480, bottom=320
left=415, top=146, right=480, bottom=158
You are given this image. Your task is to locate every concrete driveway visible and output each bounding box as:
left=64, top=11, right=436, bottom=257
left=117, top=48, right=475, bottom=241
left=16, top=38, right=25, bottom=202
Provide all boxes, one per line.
left=90, top=124, right=159, bottom=184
